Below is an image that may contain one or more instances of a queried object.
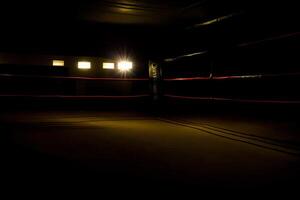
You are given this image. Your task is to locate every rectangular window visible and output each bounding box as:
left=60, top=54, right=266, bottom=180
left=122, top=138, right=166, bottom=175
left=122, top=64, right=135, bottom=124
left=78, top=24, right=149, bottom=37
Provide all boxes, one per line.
left=78, top=61, right=91, bottom=69
left=103, top=62, right=115, bottom=69
left=52, top=60, right=64, bottom=66
left=118, top=61, right=133, bottom=71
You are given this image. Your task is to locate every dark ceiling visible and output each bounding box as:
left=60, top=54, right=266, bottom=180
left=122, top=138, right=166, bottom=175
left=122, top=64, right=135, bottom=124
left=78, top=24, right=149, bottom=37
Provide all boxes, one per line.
left=0, top=0, right=239, bottom=24
left=0, top=0, right=298, bottom=60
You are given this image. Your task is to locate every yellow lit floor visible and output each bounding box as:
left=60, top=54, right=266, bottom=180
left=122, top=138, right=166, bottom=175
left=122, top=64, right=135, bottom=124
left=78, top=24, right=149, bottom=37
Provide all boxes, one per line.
left=1, top=111, right=300, bottom=190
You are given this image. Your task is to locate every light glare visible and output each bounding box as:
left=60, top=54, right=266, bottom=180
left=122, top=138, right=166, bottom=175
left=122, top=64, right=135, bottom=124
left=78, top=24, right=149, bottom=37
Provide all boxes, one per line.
left=118, top=61, right=133, bottom=71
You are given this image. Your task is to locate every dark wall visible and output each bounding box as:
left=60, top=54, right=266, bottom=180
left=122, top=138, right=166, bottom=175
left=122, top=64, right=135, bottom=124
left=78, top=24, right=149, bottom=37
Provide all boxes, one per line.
left=162, top=34, right=300, bottom=101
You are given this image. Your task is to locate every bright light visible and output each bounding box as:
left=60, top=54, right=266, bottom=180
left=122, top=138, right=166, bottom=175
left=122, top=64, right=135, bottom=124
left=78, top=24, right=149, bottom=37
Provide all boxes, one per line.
left=103, top=62, right=115, bottom=69
left=78, top=61, right=91, bottom=69
left=52, top=60, right=64, bottom=66
left=117, top=61, right=133, bottom=72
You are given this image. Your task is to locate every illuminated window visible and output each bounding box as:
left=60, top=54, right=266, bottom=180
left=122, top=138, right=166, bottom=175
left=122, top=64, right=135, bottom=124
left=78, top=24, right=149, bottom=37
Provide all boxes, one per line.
left=52, top=60, right=64, bottom=66
left=78, top=61, right=91, bottom=69
left=118, top=61, right=133, bottom=72
left=103, top=62, right=115, bottom=69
